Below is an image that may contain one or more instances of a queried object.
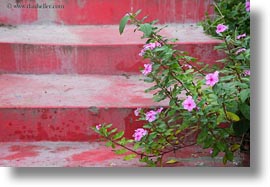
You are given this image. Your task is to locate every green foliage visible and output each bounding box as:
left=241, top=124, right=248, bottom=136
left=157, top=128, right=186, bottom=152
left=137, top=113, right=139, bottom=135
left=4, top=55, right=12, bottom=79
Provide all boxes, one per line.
left=94, top=4, right=250, bottom=167
left=200, top=0, right=250, bottom=36
left=119, top=15, right=130, bottom=35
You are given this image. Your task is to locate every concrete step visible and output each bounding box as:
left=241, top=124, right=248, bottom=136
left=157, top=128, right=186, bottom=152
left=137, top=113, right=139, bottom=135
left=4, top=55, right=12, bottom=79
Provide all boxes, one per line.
left=0, top=74, right=168, bottom=141
left=0, top=24, right=224, bottom=74
left=0, top=141, right=247, bottom=167
left=0, top=0, right=214, bottom=25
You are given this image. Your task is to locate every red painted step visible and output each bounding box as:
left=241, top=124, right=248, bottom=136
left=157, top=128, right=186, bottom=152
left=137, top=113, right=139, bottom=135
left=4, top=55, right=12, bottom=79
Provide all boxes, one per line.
left=0, top=0, right=214, bottom=25
left=0, top=74, right=168, bottom=141
left=0, top=24, right=224, bottom=74
left=0, top=141, right=248, bottom=167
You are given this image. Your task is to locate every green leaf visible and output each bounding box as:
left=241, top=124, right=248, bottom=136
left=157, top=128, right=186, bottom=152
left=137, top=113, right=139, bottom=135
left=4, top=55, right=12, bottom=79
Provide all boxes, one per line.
left=230, top=144, right=240, bottom=152
left=223, top=155, right=228, bottom=165
left=239, top=89, right=250, bottom=103
left=114, top=149, right=128, bottom=155
left=217, top=113, right=226, bottom=125
left=166, top=159, right=178, bottom=164
left=145, top=85, right=159, bottom=93
left=105, top=123, right=113, bottom=128
left=118, top=137, right=127, bottom=145
left=226, top=112, right=240, bottom=122
left=105, top=141, right=113, bottom=147
left=216, top=142, right=226, bottom=152
left=225, top=102, right=238, bottom=114
left=153, top=93, right=167, bottom=102
left=233, top=118, right=250, bottom=136
left=112, top=131, right=124, bottom=140
left=109, top=128, right=117, bottom=135
left=119, top=15, right=130, bottom=35
left=203, top=136, right=213, bottom=148
left=225, top=151, right=234, bottom=161
left=197, top=129, right=208, bottom=144
left=123, top=154, right=137, bottom=161
left=139, top=23, right=153, bottom=38
left=239, top=103, right=250, bottom=120
left=211, top=147, right=220, bottom=157
left=133, top=142, right=141, bottom=150
left=144, top=77, right=154, bottom=83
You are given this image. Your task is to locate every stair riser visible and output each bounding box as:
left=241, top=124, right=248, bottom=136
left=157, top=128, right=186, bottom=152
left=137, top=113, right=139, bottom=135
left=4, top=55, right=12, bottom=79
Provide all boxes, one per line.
left=0, top=108, right=145, bottom=141
left=0, top=0, right=213, bottom=25
left=0, top=43, right=224, bottom=74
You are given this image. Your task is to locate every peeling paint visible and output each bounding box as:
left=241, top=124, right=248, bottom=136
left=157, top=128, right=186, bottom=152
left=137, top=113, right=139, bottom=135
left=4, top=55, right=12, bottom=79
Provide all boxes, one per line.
left=36, top=0, right=57, bottom=23
left=88, top=106, right=99, bottom=115
left=0, top=24, right=223, bottom=74
left=0, top=142, right=249, bottom=167
left=77, top=0, right=87, bottom=8
left=55, top=45, right=77, bottom=74
left=0, top=0, right=214, bottom=25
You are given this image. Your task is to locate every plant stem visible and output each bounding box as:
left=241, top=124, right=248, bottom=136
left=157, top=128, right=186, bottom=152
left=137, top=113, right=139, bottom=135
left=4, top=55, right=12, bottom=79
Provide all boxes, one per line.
left=213, top=2, right=224, bottom=18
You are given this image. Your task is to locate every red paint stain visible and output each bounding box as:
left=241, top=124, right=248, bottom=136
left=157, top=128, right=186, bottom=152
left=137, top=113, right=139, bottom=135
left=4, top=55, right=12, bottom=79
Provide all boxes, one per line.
left=71, top=149, right=120, bottom=163
left=9, top=145, right=43, bottom=152
left=56, top=147, right=72, bottom=152
left=65, top=131, right=90, bottom=141
left=124, top=112, right=145, bottom=139
left=1, top=145, right=42, bottom=161
left=50, top=125, right=55, bottom=131
left=1, top=152, right=39, bottom=161
left=41, top=112, right=48, bottom=119
left=49, top=146, right=73, bottom=153
left=14, top=130, right=21, bottom=134
left=36, top=123, right=49, bottom=140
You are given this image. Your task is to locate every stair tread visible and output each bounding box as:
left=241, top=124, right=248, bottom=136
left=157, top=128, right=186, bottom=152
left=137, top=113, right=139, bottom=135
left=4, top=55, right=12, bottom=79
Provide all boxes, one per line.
left=0, top=141, right=143, bottom=167
left=0, top=24, right=221, bottom=45
left=0, top=74, right=168, bottom=108
left=0, top=141, right=236, bottom=167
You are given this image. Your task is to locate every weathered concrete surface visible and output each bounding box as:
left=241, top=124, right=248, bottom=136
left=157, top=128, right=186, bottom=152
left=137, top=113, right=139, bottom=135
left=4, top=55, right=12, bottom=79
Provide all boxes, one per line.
left=0, top=74, right=167, bottom=141
left=0, top=141, right=248, bottom=167
left=0, top=0, right=214, bottom=25
left=0, top=24, right=224, bottom=74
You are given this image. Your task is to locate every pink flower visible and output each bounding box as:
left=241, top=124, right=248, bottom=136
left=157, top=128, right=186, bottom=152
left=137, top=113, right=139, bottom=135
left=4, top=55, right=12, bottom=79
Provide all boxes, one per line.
left=145, top=110, right=158, bottom=122
left=134, top=108, right=142, bottom=116
left=145, top=43, right=156, bottom=50
left=144, top=42, right=161, bottom=50
left=216, top=24, right=228, bottom=34
left=133, top=128, right=148, bottom=141
left=243, top=70, right=251, bottom=76
left=235, top=48, right=246, bottom=55
left=96, top=124, right=102, bottom=130
left=156, top=107, right=164, bottom=113
left=142, top=63, right=152, bottom=75
left=237, top=33, right=246, bottom=40
left=182, top=96, right=196, bottom=112
left=205, top=71, right=219, bottom=86
left=154, top=42, right=161, bottom=48
left=139, top=50, right=145, bottom=56
left=138, top=42, right=161, bottom=56
left=246, top=1, right=250, bottom=12
left=184, top=64, right=192, bottom=69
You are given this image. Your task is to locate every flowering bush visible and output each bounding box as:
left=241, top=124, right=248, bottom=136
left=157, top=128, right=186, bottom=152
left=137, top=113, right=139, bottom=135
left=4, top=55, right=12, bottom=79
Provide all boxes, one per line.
left=93, top=2, right=250, bottom=166
left=200, top=0, right=250, bottom=142
left=200, top=0, right=250, bottom=36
